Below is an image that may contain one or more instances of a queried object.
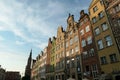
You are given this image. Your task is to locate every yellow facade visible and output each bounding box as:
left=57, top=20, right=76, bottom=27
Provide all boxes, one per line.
left=89, top=0, right=120, bottom=74
left=50, top=37, right=56, bottom=68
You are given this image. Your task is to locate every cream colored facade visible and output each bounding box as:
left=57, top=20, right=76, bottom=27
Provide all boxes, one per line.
left=31, top=55, right=40, bottom=80
left=65, top=14, right=81, bottom=80
left=89, top=0, right=120, bottom=75
left=55, top=26, right=65, bottom=80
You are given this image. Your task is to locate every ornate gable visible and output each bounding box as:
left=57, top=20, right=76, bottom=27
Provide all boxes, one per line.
left=66, top=13, right=75, bottom=32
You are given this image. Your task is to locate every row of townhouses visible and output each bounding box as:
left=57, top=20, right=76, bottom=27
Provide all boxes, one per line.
left=31, top=0, right=120, bottom=80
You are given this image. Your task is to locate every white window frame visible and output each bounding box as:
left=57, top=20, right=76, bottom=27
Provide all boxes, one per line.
left=95, top=27, right=100, bottom=35
left=101, top=22, right=108, bottom=31
left=81, top=39, right=86, bottom=47
left=85, top=25, right=90, bottom=32
left=87, top=36, right=92, bottom=44
left=97, top=39, right=103, bottom=49
left=80, top=29, right=84, bottom=35
left=74, top=35, right=78, bottom=42
left=105, top=35, right=113, bottom=46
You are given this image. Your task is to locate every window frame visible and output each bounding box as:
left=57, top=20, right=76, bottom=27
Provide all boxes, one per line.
left=101, top=22, right=108, bottom=31
left=94, top=27, right=100, bottom=35
left=87, top=36, right=92, bottom=45
left=81, top=39, right=86, bottom=47
left=97, top=39, right=104, bottom=50
left=105, top=35, right=113, bottom=47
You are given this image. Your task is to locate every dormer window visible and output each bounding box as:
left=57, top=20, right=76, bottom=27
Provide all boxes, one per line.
left=69, top=23, right=72, bottom=26
left=93, top=6, right=98, bottom=12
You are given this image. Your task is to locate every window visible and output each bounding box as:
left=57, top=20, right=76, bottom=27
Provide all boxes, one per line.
left=92, top=17, right=97, bottom=23
left=85, top=25, right=90, bottom=32
left=84, top=18, right=88, bottom=23
left=70, top=39, right=73, bottom=45
left=85, top=65, right=89, bottom=72
left=110, top=54, right=117, bottom=62
left=81, top=39, right=86, bottom=47
left=92, top=64, right=97, bottom=71
left=105, top=36, right=113, bottom=46
left=97, top=40, right=103, bottom=49
left=83, top=51, right=88, bottom=59
left=100, top=0, right=103, bottom=5
left=70, top=49, right=74, bottom=54
left=92, top=64, right=98, bottom=78
left=115, top=4, right=120, bottom=12
left=93, top=6, right=98, bottom=12
left=89, top=48, right=94, bottom=56
left=87, top=36, right=92, bottom=44
left=95, top=27, right=100, bottom=35
left=71, top=58, right=75, bottom=68
left=100, top=56, right=107, bottom=64
left=101, top=22, right=108, bottom=31
left=74, top=35, right=78, bottom=42
left=61, top=42, right=63, bottom=48
left=80, top=29, right=84, bottom=35
left=66, top=42, right=68, bottom=48
left=75, top=46, right=79, bottom=52
left=61, top=51, right=64, bottom=57
left=66, top=51, right=69, bottom=56
left=70, top=30, right=73, bottom=35
left=99, top=11, right=104, bottom=19
left=80, top=21, right=83, bottom=26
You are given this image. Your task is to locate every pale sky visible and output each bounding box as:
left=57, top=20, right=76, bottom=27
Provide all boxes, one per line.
left=0, top=0, right=91, bottom=76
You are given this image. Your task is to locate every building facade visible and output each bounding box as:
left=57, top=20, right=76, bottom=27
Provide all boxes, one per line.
left=78, top=10, right=101, bottom=80
left=5, top=71, right=21, bottom=80
left=39, top=48, right=47, bottom=80
left=49, top=37, right=56, bottom=80
left=89, top=0, right=120, bottom=77
left=46, top=38, right=52, bottom=80
left=31, top=54, right=40, bottom=80
left=104, top=0, right=120, bottom=53
left=31, top=0, right=120, bottom=80
left=65, top=14, right=81, bottom=80
left=31, top=59, right=37, bottom=80
left=55, top=26, right=65, bottom=80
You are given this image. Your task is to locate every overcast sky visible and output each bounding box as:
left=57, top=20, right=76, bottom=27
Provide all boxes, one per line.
left=0, top=0, right=91, bottom=75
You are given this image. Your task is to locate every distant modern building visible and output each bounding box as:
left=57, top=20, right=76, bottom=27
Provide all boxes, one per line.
left=5, top=71, right=21, bottom=80
left=0, top=65, right=5, bottom=80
